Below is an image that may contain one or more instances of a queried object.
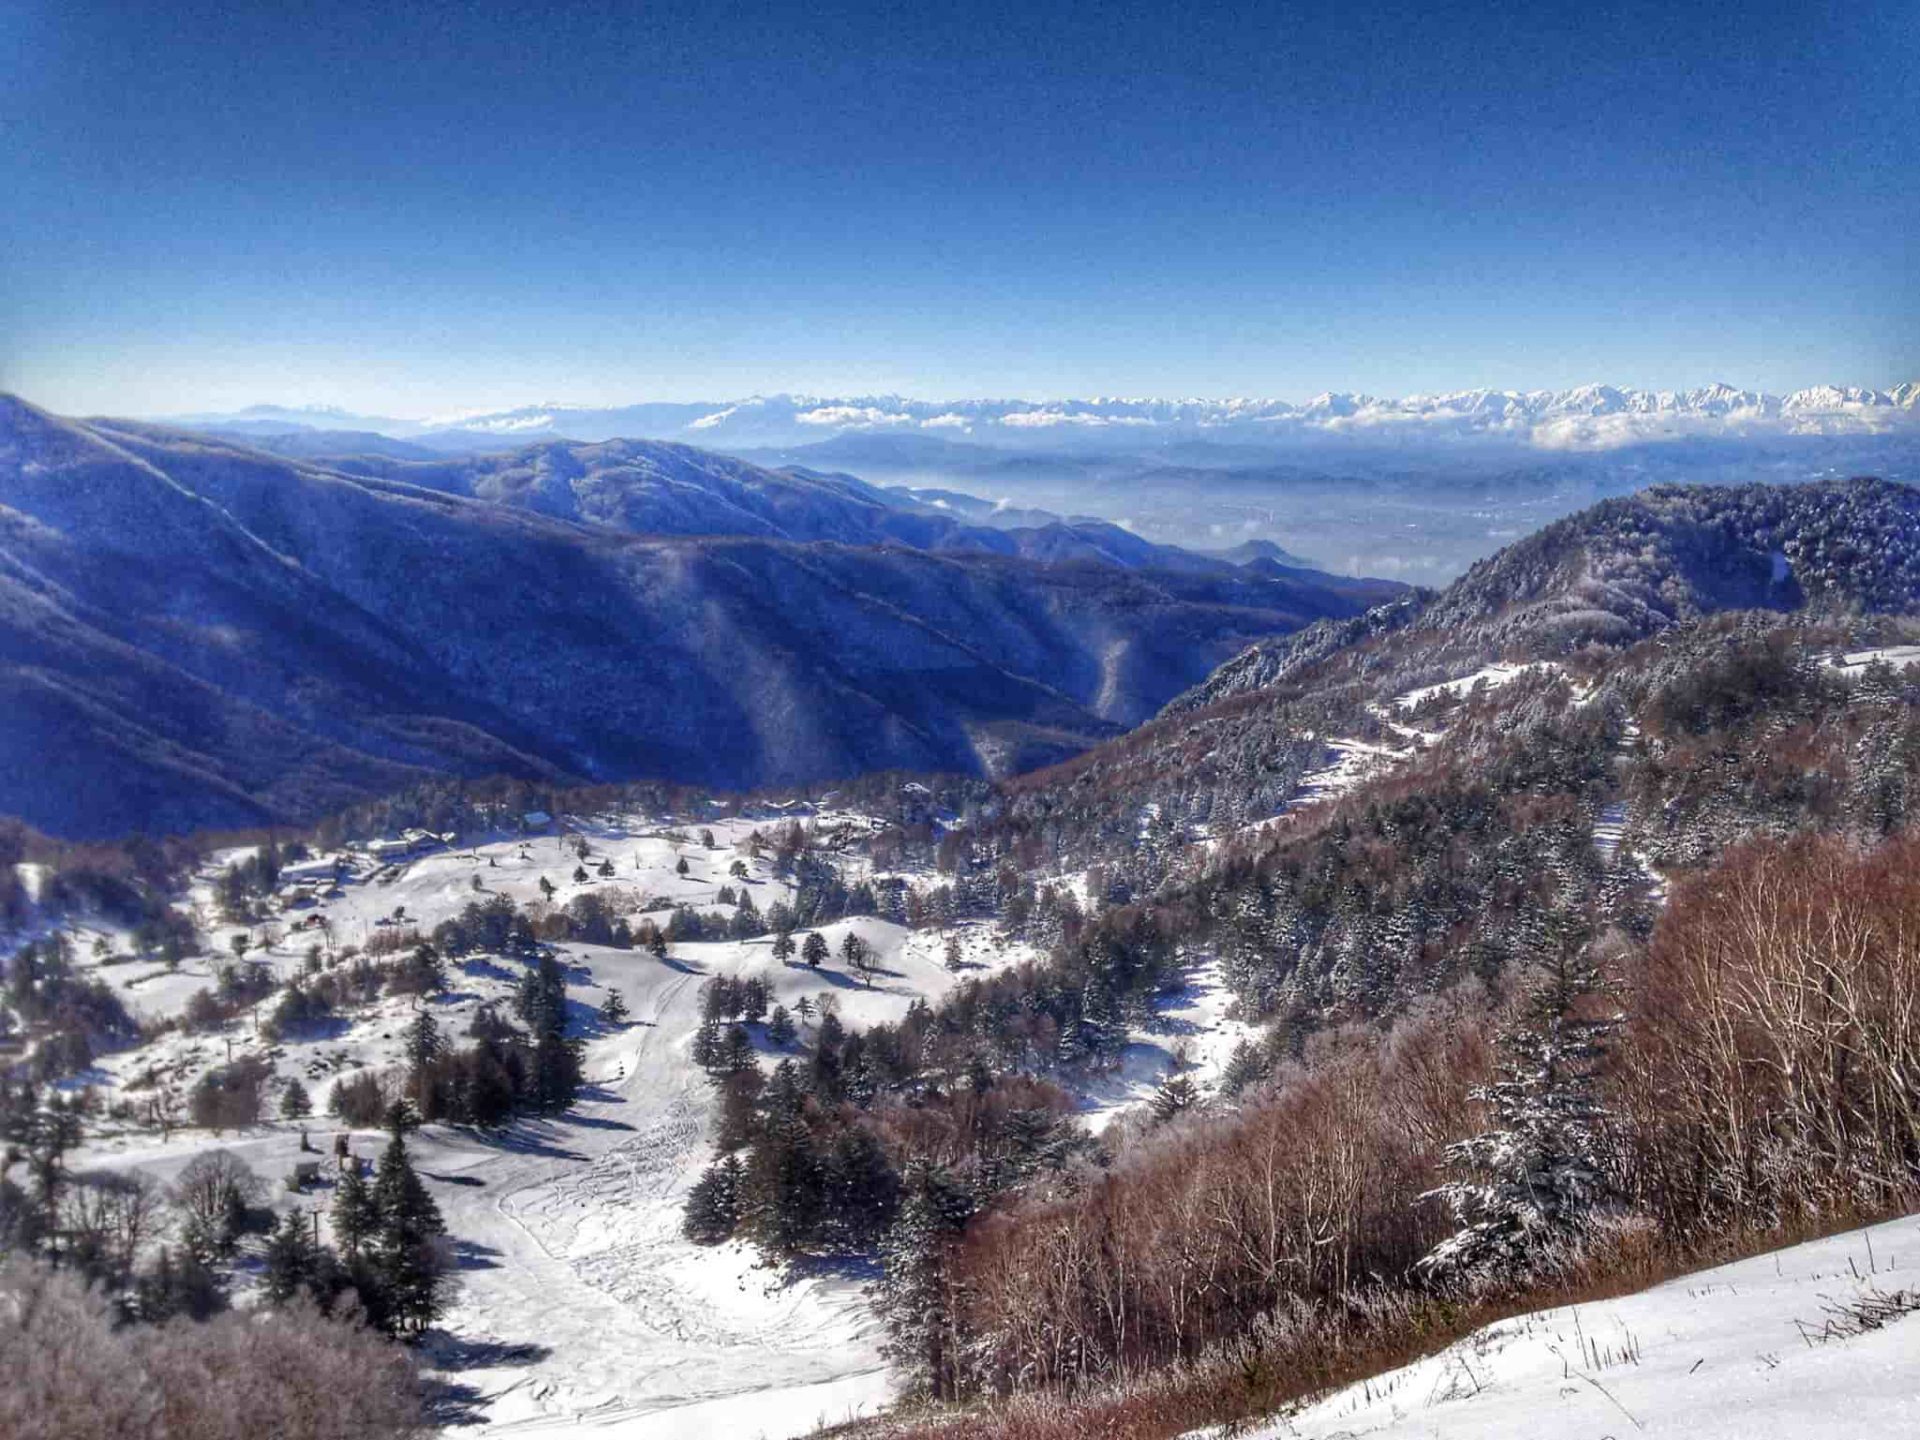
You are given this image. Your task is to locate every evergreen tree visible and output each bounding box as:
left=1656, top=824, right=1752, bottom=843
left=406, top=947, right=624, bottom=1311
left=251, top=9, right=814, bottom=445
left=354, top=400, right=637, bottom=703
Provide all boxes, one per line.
left=743, top=1103, right=824, bottom=1256
left=404, top=1009, right=443, bottom=1075
left=1217, top=1039, right=1267, bottom=1099
left=133, top=1245, right=225, bottom=1323
left=532, top=1029, right=585, bottom=1113
left=262, top=1209, right=324, bottom=1304
left=690, top=1016, right=725, bottom=1073
left=1148, top=1071, right=1200, bottom=1124
left=822, top=1125, right=900, bottom=1250
left=874, top=1161, right=972, bottom=1400
left=740, top=975, right=771, bottom=1023
left=1420, top=945, right=1617, bottom=1284
left=682, top=1153, right=745, bottom=1244
left=371, top=1122, right=446, bottom=1332
left=771, top=930, right=796, bottom=964
left=716, top=1024, right=756, bottom=1078
left=515, top=953, right=569, bottom=1036
left=841, top=932, right=874, bottom=986
left=279, top=1077, right=313, bottom=1119
left=402, top=943, right=447, bottom=995
left=766, top=1005, right=797, bottom=1048
left=801, top=932, right=828, bottom=968
left=331, top=1164, right=378, bottom=1259
left=598, top=989, right=629, bottom=1026
left=943, top=933, right=964, bottom=973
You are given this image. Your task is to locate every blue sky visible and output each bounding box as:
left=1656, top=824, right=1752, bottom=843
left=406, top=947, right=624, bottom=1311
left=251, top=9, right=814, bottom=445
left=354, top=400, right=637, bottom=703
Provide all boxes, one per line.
left=4, top=0, right=1915, bottom=416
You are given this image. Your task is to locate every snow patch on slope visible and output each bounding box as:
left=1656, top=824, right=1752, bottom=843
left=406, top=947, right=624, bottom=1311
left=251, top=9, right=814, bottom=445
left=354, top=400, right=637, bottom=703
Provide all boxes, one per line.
left=1226, top=1216, right=1920, bottom=1440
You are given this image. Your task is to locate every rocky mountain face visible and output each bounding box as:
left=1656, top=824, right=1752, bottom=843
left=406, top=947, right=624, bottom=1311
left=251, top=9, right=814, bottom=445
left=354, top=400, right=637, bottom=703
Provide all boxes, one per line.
left=0, top=400, right=1398, bottom=837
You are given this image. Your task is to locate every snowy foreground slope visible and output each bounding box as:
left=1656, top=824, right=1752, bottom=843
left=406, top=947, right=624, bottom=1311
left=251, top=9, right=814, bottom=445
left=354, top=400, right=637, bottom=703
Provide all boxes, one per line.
left=61, top=812, right=1039, bottom=1438
left=1222, top=1216, right=1920, bottom=1440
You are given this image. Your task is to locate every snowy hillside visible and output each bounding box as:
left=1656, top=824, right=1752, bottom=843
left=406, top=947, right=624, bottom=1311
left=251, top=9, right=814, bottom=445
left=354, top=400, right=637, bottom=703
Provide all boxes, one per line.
left=1227, top=1215, right=1920, bottom=1440
left=54, top=809, right=1040, bottom=1438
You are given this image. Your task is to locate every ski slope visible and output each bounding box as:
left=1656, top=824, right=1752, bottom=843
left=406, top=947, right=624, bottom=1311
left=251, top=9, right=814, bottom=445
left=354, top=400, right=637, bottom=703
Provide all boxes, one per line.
left=1228, top=1215, right=1920, bottom=1440
left=59, top=810, right=1034, bottom=1438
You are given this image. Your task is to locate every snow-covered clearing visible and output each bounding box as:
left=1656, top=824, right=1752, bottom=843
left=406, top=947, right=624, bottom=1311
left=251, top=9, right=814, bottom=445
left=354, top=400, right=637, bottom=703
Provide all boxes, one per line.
left=1294, top=737, right=1409, bottom=806
left=1391, top=662, right=1556, bottom=713
left=1225, top=1214, right=1920, bottom=1440
left=1076, top=949, right=1259, bottom=1134
left=57, top=811, right=1034, bottom=1438
left=1828, top=644, right=1920, bottom=676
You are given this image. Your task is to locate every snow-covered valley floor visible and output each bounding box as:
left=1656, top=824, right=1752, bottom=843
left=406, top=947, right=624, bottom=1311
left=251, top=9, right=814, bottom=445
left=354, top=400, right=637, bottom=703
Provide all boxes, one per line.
left=1229, top=1215, right=1920, bottom=1440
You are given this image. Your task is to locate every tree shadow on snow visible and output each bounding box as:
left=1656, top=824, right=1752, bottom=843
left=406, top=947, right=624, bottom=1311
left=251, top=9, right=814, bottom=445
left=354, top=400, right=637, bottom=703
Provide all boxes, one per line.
left=459, top=957, right=516, bottom=983
left=418, top=1335, right=556, bottom=1428
left=448, top=1238, right=503, bottom=1269
left=483, top=1122, right=587, bottom=1161
left=784, top=1252, right=882, bottom=1286
left=560, top=1089, right=635, bottom=1129
left=421, top=1170, right=488, bottom=1188
left=805, top=966, right=900, bottom=994
left=1152, top=1013, right=1206, bottom=1038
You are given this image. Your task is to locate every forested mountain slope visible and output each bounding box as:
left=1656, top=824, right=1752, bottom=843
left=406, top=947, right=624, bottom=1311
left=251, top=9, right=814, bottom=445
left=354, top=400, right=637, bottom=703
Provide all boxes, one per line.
left=0, top=399, right=1394, bottom=837
left=1003, top=477, right=1920, bottom=862
left=275, top=432, right=1256, bottom=573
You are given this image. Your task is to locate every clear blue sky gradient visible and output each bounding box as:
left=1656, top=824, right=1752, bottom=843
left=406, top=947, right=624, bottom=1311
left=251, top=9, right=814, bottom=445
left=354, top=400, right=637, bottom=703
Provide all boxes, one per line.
left=4, top=0, right=1915, bottom=416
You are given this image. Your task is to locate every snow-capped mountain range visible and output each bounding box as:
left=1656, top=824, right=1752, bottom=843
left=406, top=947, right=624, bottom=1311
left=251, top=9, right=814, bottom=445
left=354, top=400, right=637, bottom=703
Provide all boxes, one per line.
left=216, top=381, right=1920, bottom=452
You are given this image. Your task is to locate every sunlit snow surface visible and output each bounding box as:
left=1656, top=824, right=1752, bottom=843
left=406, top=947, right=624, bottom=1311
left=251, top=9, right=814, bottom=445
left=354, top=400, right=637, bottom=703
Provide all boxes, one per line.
left=1216, top=1215, right=1920, bottom=1440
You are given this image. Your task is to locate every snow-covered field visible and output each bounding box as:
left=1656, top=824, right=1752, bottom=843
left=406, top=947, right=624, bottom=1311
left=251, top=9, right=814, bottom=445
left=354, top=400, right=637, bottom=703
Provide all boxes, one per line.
left=50, top=811, right=1034, bottom=1438
left=1228, top=1215, right=1920, bottom=1440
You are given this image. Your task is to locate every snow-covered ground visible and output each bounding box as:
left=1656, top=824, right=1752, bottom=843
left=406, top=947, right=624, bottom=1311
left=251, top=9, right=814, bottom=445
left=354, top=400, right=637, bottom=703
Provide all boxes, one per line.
left=1592, top=801, right=1628, bottom=863
left=1828, top=644, right=1920, bottom=676
left=1391, top=662, right=1555, bottom=713
left=1294, top=737, right=1409, bottom=806
left=53, top=811, right=1035, bottom=1438
left=1075, top=949, right=1259, bottom=1133
left=1226, top=1215, right=1920, bottom=1440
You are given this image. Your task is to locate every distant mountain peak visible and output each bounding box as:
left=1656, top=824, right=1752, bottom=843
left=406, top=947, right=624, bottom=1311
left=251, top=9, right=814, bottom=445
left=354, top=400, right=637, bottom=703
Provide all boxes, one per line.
left=164, top=380, right=1920, bottom=453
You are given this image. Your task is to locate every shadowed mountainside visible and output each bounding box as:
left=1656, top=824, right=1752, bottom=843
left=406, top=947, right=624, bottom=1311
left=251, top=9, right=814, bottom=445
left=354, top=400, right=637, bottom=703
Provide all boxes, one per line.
left=0, top=399, right=1399, bottom=837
